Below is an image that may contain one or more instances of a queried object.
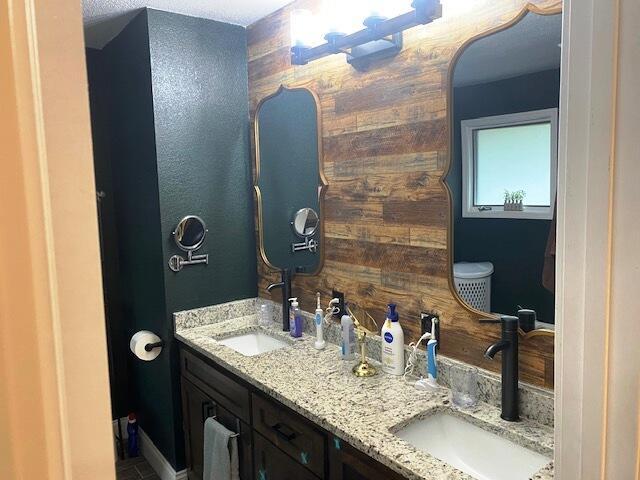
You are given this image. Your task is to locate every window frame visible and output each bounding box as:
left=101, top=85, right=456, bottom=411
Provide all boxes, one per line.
left=461, top=108, right=558, bottom=220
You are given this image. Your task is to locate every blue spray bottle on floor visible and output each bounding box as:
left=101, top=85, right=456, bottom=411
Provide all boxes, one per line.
left=127, top=413, right=139, bottom=457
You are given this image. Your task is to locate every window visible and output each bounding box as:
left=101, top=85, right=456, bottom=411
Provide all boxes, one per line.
left=461, top=108, right=558, bottom=219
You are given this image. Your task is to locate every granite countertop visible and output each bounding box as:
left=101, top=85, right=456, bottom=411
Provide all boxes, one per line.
left=174, top=300, right=554, bottom=480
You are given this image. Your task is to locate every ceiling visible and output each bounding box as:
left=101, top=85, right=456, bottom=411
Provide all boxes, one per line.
left=83, top=0, right=293, bottom=49
left=454, top=12, right=562, bottom=87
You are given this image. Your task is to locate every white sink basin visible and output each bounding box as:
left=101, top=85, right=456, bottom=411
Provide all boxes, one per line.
left=218, top=332, right=289, bottom=357
left=395, top=412, right=551, bottom=480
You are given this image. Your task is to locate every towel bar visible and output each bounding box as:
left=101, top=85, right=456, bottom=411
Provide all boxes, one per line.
left=210, top=415, right=240, bottom=438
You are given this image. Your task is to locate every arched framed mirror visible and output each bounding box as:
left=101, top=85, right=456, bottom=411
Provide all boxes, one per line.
left=445, top=4, right=561, bottom=339
left=254, top=85, right=328, bottom=275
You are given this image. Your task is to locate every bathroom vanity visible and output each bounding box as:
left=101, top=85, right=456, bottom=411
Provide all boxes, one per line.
left=175, top=299, right=554, bottom=480
left=180, top=347, right=404, bottom=480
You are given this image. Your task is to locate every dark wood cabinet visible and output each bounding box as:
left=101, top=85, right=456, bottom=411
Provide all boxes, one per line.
left=253, top=431, right=319, bottom=480
left=181, top=348, right=251, bottom=422
left=181, top=378, right=252, bottom=480
left=180, top=346, right=406, bottom=480
left=252, top=393, right=325, bottom=478
left=328, top=436, right=406, bottom=480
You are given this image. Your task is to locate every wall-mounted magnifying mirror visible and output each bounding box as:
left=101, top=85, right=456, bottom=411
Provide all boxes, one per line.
left=291, top=207, right=320, bottom=253
left=446, top=7, right=560, bottom=337
left=174, top=215, right=207, bottom=251
left=168, top=215, right=209, bottom=272
left=255, top=85, right=327, bottom=275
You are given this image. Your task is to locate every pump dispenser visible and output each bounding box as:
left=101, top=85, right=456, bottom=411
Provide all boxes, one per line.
left=288, top=298, right=303, bottom=338
left=381, top=303, right=404, bottom=375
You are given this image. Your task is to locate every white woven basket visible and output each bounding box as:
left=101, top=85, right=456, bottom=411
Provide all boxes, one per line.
left=453, top=262, right=494, bottom=313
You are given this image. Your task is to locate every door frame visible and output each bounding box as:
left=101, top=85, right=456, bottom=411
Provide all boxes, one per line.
left=555, top=0, right=640, bottom=477
left=2, top=0, right=638, bottom=478
left=0, top=0, right=114, bottom=478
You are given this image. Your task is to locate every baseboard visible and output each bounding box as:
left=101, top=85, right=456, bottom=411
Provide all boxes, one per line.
left=139, top=428, right=188, bottom=480
left=113, top=418, right=187, bottom=480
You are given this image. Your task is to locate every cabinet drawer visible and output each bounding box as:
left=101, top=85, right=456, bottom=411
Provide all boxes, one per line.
left=253, top=431, right=319, bottom=480
left=252, top=393, right=325, bottom=478
left=181, top=349, right=250, bottom=422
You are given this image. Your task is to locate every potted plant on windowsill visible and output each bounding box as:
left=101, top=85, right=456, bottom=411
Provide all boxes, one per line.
left=504, top=190, right=525, bottom=211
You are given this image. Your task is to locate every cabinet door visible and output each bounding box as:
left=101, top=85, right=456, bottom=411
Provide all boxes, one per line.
left=328, top=436, right=406, bottom=480
left=181, top=378, right=252, bottom=480
left=253, top=431, right=319, bottom=480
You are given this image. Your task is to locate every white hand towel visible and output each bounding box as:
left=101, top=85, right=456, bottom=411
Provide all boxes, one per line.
left=203, top=417, right=239, bottom=480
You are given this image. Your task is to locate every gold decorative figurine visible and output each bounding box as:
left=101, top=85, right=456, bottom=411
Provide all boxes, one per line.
left=346, top=304, right=379, bottom=377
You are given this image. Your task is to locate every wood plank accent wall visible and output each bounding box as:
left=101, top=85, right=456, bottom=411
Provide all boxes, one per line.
left=249, top=0, right=559, bottom=389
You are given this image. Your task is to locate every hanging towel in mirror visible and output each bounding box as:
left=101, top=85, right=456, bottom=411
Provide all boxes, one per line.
left=203, top=417, right=240, bottom=480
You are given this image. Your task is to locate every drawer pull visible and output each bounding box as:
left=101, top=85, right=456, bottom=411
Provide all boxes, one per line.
left=300, top=451, right=309, bottom=465
left=258, top=468, right=267, bottom=480
left=333, top=437, right=342, bottom=450
left=271, top=422, right=297, bottom=442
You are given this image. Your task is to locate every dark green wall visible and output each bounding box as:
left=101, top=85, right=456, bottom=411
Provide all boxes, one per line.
left=87, top=48, right=133, bottom=421
left=88, top=9, right=257, bottom=469
left=147, top=9, right=257, bottom=309
left=448, top=69, right=559, bottom=323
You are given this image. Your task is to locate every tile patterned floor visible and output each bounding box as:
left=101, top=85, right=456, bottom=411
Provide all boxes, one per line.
left=115, top=455, right=160, bottom=480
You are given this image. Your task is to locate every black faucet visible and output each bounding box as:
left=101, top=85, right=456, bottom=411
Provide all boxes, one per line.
left=266, top=269, right=292, bottom=332
left=481, top=315, right=520, bottom=422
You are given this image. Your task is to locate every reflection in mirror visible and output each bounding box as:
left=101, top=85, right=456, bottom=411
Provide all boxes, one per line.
left=255, top=86, right=327, bottom=274
left=447, top=10, right=561, bottom=333
left=292, top=208, right=320, bottom=238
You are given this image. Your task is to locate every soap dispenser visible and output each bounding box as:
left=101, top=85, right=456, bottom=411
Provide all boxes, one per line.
left=288, top=298, right=303, bottom=338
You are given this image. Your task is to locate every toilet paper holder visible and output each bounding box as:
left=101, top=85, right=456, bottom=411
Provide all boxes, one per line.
left=144, top=340, right=164, bottom=352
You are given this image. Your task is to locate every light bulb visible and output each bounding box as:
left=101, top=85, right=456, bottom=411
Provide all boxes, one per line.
left=322, top=0, right=365, bottom=35
left=290, top=9, right=319, bottom=47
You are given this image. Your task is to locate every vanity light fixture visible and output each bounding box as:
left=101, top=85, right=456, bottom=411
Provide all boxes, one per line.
left=290, top=0, right=442, bottom=70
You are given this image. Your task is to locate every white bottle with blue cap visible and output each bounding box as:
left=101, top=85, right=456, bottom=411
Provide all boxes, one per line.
left=381, top=303, right=404, bottom=375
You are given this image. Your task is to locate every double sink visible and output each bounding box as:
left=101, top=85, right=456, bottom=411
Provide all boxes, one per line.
left=216, top=329, right=551, bottom=480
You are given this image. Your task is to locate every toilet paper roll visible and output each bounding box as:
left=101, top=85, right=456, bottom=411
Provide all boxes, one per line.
left=130, top=330, right=162, bottom=361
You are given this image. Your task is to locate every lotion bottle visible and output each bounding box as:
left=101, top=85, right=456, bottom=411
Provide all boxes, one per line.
left=340, top=312, right=356, bottom=360
left=381, top=303, right=405, bottom=375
